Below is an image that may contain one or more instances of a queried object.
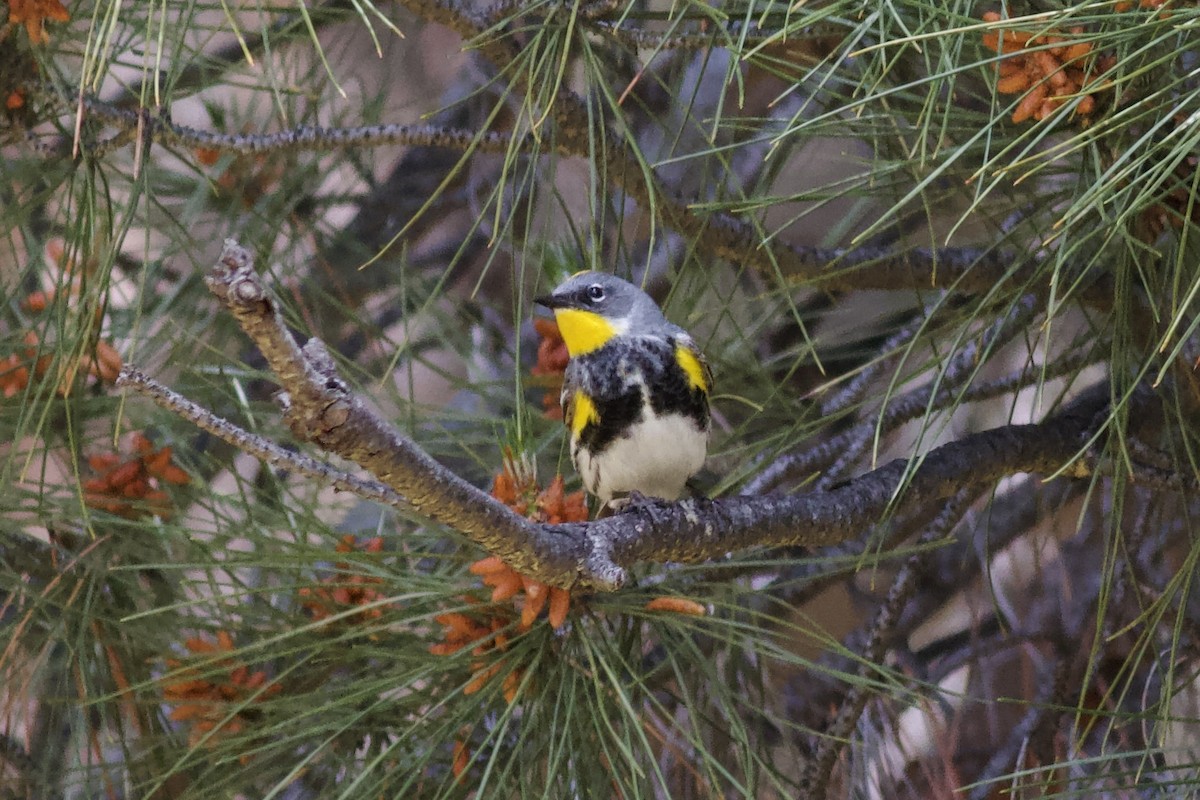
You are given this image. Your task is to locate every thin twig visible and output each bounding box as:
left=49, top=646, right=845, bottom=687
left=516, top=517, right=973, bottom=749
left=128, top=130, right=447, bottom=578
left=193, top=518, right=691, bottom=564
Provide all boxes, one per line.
left=818, top=302, right=940, bottom=419
left=815, top=296, right=1042, bottom=490
left=748, top=323, right=1101, bottom=496
left=76, top=95, right=526, bottom=157
left=115, top=368, right=410, bottom=511
left=966, top=651, right=1072, bottom=800
left=55, top=81, right=1112, bottom=307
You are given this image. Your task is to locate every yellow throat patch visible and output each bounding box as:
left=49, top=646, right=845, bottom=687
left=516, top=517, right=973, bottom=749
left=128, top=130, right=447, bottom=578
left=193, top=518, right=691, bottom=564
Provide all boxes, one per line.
left=553, top=309, right=618, bottom=357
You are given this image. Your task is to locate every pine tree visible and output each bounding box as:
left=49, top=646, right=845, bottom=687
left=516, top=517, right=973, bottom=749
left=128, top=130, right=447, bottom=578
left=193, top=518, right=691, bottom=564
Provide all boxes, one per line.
left=3, top=0, right=1200, bottom=796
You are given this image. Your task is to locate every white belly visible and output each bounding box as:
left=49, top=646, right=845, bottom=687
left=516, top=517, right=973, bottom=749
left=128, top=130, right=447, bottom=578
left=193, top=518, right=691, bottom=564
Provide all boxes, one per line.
left=575, top=412, right=707, bottom=502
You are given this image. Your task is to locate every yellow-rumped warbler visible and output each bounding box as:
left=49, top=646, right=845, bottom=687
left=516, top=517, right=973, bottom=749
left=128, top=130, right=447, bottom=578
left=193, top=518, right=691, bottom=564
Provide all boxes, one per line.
left=535, top=272, right=711, bottom=503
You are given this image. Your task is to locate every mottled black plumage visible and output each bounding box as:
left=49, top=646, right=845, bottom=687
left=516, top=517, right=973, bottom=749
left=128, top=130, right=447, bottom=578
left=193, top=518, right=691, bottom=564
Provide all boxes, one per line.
left=565, top=334, right=709, bottom=456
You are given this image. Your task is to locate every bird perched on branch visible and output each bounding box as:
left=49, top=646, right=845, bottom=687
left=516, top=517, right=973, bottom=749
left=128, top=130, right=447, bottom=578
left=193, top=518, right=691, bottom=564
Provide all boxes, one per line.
left=535, top=272, right=711, bottom=506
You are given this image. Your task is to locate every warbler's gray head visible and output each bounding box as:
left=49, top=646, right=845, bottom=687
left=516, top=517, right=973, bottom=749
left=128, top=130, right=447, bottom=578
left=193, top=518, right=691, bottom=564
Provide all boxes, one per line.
left=535, top=272, right=668, bottom=357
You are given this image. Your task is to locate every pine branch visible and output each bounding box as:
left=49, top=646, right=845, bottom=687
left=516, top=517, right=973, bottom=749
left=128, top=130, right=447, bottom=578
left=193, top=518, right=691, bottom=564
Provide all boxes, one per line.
left=56, top=84, right=1118, bottom=307
left=117, top=240, right=1133, bottom=592
left=745, top=324, right=1101, bottom=496
left=39, top=18, right=1124, bottom=309
left=70, top=95, right=527, bottom=159
left=113, top=369, right=409, bottom=511
left=378, top=0, right=1124, bottom=310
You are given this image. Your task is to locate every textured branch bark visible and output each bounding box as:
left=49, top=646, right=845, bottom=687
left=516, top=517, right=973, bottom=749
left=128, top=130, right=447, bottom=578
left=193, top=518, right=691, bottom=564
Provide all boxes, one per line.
left=114, top=368, right=409, bottom=511
left=113, top=240, right=1123, bottom=592
left=578, top=397, right=1102, bottom=582
left=75, top=96, right=527, bottom=158
left=198, top=242, right=581, bottom=586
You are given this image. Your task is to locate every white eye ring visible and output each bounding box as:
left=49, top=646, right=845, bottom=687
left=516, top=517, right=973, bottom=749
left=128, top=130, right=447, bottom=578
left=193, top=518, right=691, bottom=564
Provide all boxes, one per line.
left=586, top=284, right=605, bottom=302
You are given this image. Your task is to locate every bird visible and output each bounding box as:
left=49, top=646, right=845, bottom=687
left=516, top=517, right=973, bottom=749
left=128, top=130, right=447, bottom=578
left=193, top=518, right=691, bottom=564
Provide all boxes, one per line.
left=534, top=271, right=711, bottom=505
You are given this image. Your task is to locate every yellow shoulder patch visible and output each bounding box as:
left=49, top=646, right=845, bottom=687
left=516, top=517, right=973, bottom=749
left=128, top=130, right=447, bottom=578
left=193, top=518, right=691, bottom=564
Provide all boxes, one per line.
left=554, top=309, right=618, bottom=357
left=675, top=344, right=709, bottom=392
left=570, top=390, right=601, bottom=437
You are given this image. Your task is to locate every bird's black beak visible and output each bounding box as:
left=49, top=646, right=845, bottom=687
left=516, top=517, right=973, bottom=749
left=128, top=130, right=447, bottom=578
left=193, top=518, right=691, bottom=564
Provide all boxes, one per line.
left=534, top=294, right=567, bottom=310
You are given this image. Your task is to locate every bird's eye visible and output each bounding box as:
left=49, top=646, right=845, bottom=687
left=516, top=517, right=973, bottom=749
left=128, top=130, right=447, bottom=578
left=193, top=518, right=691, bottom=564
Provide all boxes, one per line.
left=586, top=284, right=605, bottom=303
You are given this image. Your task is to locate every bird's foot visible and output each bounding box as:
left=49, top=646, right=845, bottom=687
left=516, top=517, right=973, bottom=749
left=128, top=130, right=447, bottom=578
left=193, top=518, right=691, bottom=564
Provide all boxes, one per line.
left=604, top=490, right=656, bottom=516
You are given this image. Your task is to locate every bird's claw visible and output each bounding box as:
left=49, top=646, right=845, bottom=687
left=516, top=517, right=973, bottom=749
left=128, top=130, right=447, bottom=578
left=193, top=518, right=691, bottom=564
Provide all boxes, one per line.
left=605, top=490, right=655, bottom=516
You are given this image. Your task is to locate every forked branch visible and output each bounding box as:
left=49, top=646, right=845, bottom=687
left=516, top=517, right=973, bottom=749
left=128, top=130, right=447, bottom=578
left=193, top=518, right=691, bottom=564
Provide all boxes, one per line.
left=119, top=240, right=1122, bottom=591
